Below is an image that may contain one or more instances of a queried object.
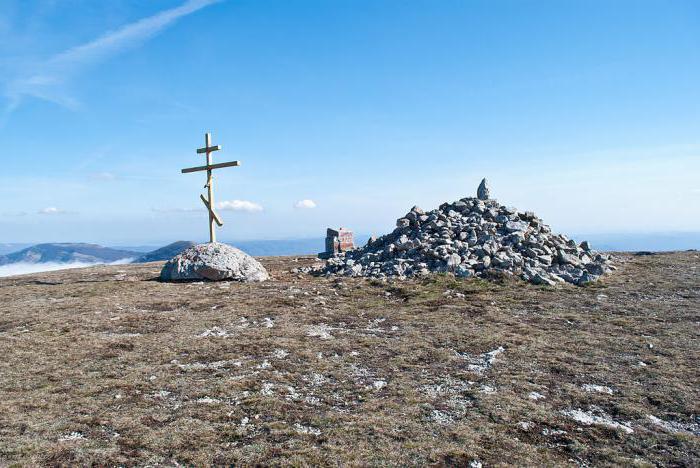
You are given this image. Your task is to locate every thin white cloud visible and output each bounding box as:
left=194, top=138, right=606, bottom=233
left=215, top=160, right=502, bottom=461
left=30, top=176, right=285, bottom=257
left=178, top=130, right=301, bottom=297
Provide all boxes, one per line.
left=217, top=200, right=263, bottom=213
left=2, top=0, right=220, bottom=120
left=294, top=199, right=317, bottom=209
left=153, top=200, right=264, bottom=213
left=152, top=207, right=202, bottom=213
left=89, top=171, right=117, bottom=181
left=38, top=207, right=67, bottom=215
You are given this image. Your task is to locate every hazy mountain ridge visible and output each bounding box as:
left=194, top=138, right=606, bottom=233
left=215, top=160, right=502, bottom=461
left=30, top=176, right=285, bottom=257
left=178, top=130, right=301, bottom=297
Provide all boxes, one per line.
left=0, top=241, right=197, bottom=269
left=0, top=243, right=140, bottom=266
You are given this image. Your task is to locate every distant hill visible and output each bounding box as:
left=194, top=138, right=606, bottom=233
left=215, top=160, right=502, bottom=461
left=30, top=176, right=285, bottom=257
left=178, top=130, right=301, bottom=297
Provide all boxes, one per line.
left=0, top=243, right=32, bottom=255
left=0, top=243, right=139, bottom=266
left=135, top=241, right=195, bottom=262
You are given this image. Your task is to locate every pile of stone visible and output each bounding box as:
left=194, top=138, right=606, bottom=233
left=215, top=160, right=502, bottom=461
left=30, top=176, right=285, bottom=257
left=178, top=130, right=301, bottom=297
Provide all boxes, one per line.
left=318, top=179, right=614, bottom=285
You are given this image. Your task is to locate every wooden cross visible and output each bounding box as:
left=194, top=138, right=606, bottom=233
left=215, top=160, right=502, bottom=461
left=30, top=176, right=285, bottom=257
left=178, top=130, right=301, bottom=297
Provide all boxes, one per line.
left=181, top=132, right=240, bottom=243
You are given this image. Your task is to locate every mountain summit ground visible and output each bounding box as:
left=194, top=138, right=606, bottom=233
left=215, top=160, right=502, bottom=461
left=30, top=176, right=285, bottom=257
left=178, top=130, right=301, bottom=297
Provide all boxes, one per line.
left=0, top=252, right=698, bottom=465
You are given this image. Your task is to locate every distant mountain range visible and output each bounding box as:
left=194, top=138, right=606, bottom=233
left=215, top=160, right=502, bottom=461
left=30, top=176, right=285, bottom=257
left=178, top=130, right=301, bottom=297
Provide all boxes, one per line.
left=0, top=241, right=195, bottom=266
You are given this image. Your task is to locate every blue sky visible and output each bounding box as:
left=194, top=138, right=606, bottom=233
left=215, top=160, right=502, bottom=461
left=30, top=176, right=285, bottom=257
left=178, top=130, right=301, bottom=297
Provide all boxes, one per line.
left=0, top=0, right=699, bottom=244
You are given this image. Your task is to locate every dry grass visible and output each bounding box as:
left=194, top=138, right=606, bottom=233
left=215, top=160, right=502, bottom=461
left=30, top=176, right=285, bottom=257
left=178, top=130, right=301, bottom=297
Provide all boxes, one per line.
left=0, top=252, right=698, bottom=466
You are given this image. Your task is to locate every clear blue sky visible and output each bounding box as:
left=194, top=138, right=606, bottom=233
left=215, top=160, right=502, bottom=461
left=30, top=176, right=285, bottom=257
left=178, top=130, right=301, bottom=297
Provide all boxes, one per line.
left=1, top=0, right=699, bottom=244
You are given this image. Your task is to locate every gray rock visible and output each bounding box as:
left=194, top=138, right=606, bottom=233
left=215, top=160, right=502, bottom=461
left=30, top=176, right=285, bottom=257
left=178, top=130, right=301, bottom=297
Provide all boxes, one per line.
left=160, top=242, right=269, bottom=282
left=557, top=250, right=581, bottom=266
left=477, top=178, right=490, bottom=200
left=446, top=253, right=462, bottom=268
left=505, top=221, right=529, bottom=233
left=396, top=218, right=410, bottom=228
left=533, top=272, right=556, bottom=286
left=455, top=265, right=474, bottom=278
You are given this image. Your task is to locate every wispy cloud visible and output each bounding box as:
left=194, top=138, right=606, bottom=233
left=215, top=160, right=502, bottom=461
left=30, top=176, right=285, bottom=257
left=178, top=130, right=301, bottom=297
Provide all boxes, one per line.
left=89, top=171, right=117, bottom=181
left=2, top=0, right=220, bottom=123
left=217, top=200, right=264, bottom=213
left=38, top=207, right=68, bottom=215
left=152, top=207, right=202, bottom=213
left=153, top=199, right=263, bottom=213
left=294, top=199, right=317, bottom=209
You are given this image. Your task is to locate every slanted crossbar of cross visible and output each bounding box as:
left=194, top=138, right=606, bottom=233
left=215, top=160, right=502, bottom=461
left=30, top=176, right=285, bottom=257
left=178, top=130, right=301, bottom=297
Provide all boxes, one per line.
left=181, top=133, right=240, bottom=243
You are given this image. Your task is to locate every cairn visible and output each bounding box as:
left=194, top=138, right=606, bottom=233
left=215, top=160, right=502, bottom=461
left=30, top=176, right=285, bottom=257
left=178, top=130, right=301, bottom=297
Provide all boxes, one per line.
left=317, top=179, right=614, bottom=285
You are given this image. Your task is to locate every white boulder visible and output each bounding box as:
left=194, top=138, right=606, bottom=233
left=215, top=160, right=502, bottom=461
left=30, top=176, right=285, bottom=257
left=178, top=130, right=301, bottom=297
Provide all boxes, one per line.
left=160, top=242, right=269, bottom=282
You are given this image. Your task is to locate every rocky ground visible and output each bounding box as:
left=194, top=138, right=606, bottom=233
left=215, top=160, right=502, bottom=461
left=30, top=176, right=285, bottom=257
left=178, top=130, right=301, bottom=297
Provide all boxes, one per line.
left=0, top=252, right=698, bottom=466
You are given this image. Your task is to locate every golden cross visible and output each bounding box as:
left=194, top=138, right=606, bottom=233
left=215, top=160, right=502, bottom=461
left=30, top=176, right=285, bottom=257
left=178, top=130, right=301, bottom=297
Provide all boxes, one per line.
left=181, top=132, right=240, bottom=243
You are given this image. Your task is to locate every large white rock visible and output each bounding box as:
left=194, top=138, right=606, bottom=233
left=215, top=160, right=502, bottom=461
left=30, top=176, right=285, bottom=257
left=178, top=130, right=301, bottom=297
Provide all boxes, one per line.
left=160, top=242, right=269, bottom=282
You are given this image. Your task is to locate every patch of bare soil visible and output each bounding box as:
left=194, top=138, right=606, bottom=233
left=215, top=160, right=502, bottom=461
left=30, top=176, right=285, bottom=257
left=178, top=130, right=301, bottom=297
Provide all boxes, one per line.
left=0, top=252, right=698, bottom=466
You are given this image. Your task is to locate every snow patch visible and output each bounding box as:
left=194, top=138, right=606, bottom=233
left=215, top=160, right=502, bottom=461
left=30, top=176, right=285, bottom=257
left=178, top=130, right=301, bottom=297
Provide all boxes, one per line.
left=370, top=380, right=387, bottom=390
left=272, top=348, right=289, bottom=359
left=430, top=409, right=455, bottom=425
left=582, top=384, right=614, bottom=395
left=294, top=423, right=321, bottom=436
left=307, top=324, right=335, bottom=340
left=173, top=359, right=240, bottom=371
left=198, top=326, right=229, bottom=338
left=456, top=346, right=505, bottom=374
left=647, top=415, right=700, bottom=435
left=261, top=382, right=275, bottom=396
left=562, top=408, right=633, bottom=434
left=517, top=421, right=533, bottom=431
left=196, top=396, right=221, bottom=404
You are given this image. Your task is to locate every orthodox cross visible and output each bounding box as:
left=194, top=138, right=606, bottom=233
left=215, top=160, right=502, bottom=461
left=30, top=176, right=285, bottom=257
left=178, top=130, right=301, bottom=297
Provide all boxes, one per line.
left=181, top=132, right=240, bottom=243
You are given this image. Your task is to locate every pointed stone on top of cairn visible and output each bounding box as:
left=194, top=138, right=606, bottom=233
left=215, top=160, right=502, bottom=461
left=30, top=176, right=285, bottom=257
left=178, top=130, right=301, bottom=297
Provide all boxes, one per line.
left=477, top=178, right=490, bottom=200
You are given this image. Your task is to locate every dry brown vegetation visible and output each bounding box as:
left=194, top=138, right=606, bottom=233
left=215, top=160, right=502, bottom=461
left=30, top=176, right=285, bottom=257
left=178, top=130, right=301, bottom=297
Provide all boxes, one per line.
left=0, top=252, right=698, bottom=466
